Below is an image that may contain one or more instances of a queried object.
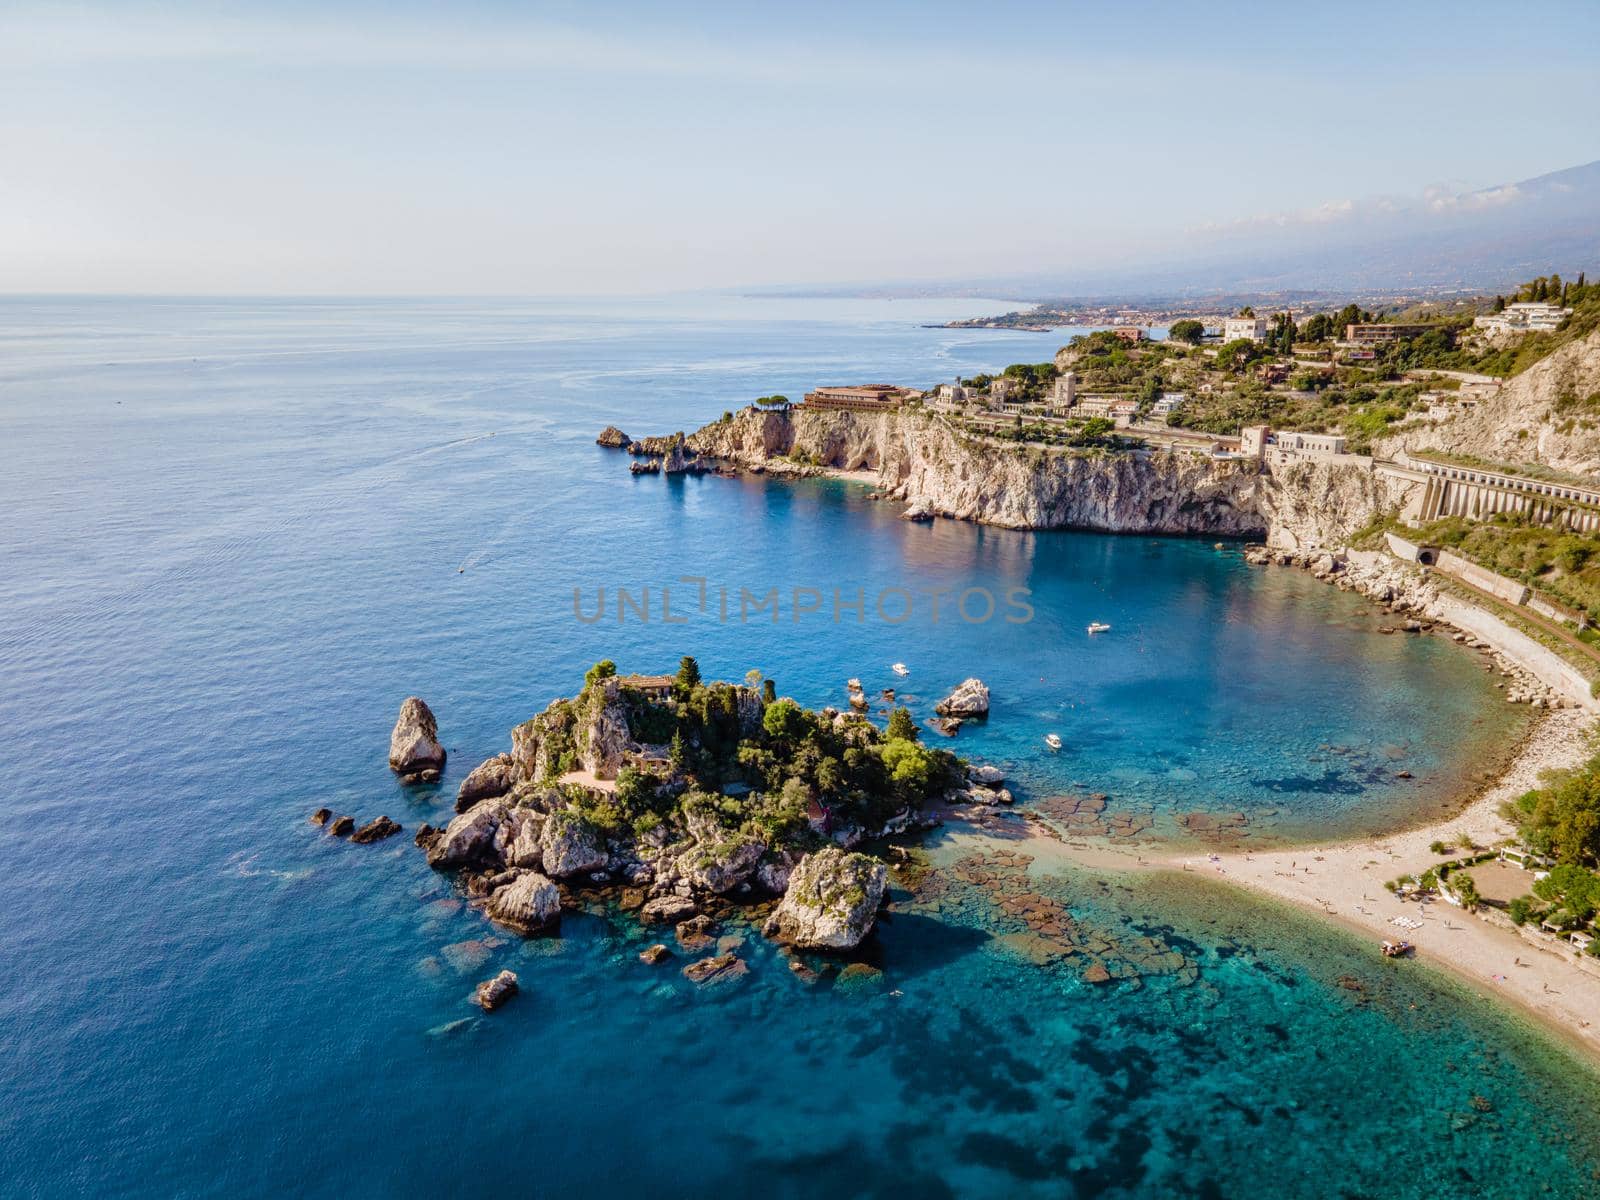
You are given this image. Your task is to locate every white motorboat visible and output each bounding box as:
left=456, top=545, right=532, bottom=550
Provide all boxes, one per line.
left=1044, top=733, right=1063, bottom=750
left=1087, top=622, right=1111, bottom=634
left=891, top=662, right=909, bottom=676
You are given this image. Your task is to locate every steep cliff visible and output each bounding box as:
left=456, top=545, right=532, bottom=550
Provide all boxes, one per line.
left=681, top=406, right=1409, bottom=546
left=688, top=407, right=1274, bottom=535
left=1383, top=326, right=1600, bottom=477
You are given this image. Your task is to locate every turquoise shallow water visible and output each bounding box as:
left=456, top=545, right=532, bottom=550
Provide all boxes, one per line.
left=0, top=296, right=1594, bottom=1197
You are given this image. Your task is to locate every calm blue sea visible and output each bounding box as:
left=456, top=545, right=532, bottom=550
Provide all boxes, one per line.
left=1, top=295, right=1595, bottom=1198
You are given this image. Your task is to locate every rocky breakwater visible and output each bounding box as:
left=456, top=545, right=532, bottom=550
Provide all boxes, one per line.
left=1242, top=545, right=1577, bottom=710
left=412, top=664, right=968, bottom=973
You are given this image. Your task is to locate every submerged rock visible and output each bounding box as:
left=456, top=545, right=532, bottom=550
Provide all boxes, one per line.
left=474, top=969, right=519, bottom=1012
left=682, top=952, right=748, bottom=985
left=351, top=815, right=402, bottom=844
left=967, top=764, right=1005, bottom=786
left=934, top=678, right=990, bottom=718
left=639, top=943, right=671, bottom=964
left=389, top=697, right=446, bottom=780
left=763, top=848, right=888, bottom=950
left=484, top=871, right=561, bottom=934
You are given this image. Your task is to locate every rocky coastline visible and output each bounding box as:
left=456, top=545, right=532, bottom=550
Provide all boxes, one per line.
left=1240, top=543, right=1583, bottom=711
left=605, top=406, right=1417, bottom=548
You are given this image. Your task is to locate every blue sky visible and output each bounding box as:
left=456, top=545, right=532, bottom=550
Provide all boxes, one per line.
left=2, top=0, right=1597, bottom=294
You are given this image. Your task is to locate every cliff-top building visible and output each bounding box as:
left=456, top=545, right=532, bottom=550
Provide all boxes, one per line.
left=802, top=384, right=917, bottom=412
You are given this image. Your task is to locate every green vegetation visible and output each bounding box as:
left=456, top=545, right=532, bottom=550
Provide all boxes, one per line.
left=1407, top=511, right=1600, bottom=622
left=548, top=668, right=963, bottom=846
left=754, top=394, right=791, bottom=407
left=1500, top=750, right=1600, bottom=945
left=941, top=271, right=1594, bottom=456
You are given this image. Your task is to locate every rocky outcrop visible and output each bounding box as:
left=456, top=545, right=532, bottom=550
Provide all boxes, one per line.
left=456, top=753, right=517, bottom=812
left=596, top=425, right=631, bottom=448
left=540, top=811, right=609, bottom=878
left=474, top=970, right=519, bottom=1011
left=426, top=801, right=508, bottom=869
left=763, top=848, right=888, bottom=950
left=484, top=871, right=561, bottom=934
left=309, top=807, right=331, bottom=826
left=389, top=697, right=445, bottom=781
left=1384, top=327, right=1600, bottom=476
left=935, top=678, right=990, bottom=718
left=683, top=837, right=766, bottom=894
left=351, top=815, right=402, bottom=843
left=579, top=682, right=634, bottom=779
left=641, top=895, right=697, bottom=924
left=630, top=432, right=709, bottom=476
left=327, top=815, right=355, bottom=837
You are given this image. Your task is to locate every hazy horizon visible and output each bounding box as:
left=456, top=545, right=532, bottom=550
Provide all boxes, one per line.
left=3, top=1, right=1598, bottom=296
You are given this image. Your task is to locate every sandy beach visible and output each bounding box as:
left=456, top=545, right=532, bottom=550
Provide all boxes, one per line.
left=997, top=573, right=1600, bottom=1064
left=1169, top=701, right=1600, bottom=1062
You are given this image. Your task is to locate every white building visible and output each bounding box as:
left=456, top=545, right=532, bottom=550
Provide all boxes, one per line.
left=932, top=382, right=968, bottom=408
left=1240, top=425, right=1351, bottom=463
left=1273, top=431, right=1348, bottom=457
left=1474, top=303, right=1572, bottom=336
left=1221, top=316, right=1268, bottom=343
left=1151, top=392, right=1185, bottom=418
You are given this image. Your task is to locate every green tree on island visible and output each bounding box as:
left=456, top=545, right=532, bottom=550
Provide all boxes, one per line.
left=886, top=706, right=919, bottom=742
left=585, top=659, right=617, bottom=688
left=676, top=655, right=701, bottom=692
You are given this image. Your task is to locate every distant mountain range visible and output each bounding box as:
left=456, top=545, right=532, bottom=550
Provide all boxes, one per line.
left=776, top=160, right=1600, bottom=304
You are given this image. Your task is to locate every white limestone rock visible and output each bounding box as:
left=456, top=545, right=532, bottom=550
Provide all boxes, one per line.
left=685, top=837, right=766, bottom=894
left=485, top=871, right=561, bottom=934
left=455, top=753, right=517, bottom=812
left=474, top=970, right=519, bottom=1012
left=935, top=678, right=990, bottom=718
left=540, top=810, right=608, bottom=878
left=426, top=800, right=508, bottom=869
left=762, top=848, right=888, bottom=950
left=389, top=696, right=445, bottom=778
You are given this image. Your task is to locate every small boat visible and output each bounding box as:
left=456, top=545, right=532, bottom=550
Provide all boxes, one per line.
left=891, top=662, right=909, bottom=676
left=1044, top=733, right=1063, bottom=750
left=1381, top=939, right=1413, bottom=958
left=1087, top=622, right=1111, bottom=634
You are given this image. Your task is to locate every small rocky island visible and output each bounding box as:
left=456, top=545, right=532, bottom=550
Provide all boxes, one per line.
left=415, top=660, right=998, bottom=976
